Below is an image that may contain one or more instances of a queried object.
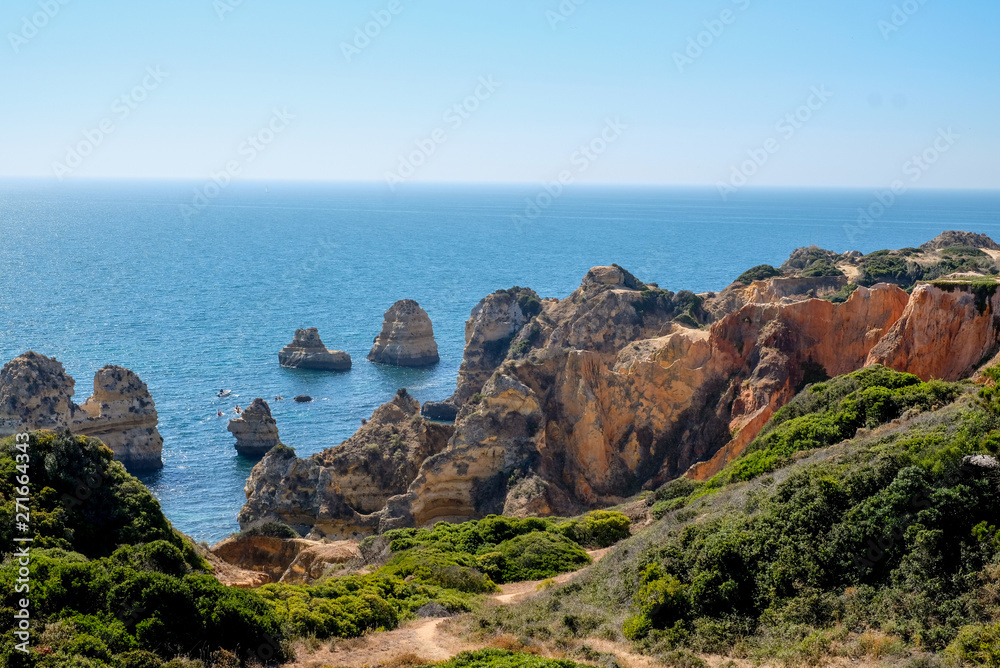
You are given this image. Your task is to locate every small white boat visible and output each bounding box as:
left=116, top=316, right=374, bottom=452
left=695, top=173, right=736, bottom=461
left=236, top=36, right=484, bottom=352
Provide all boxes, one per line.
left=217, top=389, right=232, bottom=398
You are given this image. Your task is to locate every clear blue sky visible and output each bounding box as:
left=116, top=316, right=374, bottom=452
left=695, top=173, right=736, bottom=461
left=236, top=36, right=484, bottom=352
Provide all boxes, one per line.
left=1, top=0, right=997, bottom=187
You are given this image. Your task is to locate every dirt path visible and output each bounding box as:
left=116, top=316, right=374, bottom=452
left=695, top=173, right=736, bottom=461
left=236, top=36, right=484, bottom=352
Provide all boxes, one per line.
left=493, top=548, right=610, bottom=604
left=285, top=616, right=470, bottom=668
left=284, top=548, right=613, bottom=667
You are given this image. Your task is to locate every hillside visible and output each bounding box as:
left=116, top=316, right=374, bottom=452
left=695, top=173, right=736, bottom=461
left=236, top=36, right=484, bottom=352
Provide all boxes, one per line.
left=467, top=366, right=1000, bottom=666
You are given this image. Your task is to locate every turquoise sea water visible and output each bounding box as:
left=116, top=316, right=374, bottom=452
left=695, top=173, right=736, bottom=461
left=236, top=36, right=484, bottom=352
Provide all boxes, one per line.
left=1, top=181, right=997, bottom=543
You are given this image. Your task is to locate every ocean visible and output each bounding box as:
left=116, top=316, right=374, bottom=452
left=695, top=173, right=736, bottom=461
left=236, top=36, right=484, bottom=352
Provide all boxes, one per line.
left=1, top=180, right=997, bottom=543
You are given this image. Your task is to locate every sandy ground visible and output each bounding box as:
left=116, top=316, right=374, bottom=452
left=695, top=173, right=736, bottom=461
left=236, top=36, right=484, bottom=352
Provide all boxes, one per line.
left=282, top=548, right=614, bottom=668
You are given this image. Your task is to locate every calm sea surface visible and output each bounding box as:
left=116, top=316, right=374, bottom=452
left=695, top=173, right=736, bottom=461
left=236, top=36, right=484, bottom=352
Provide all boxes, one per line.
left=1, top=181, right=997, bottom=543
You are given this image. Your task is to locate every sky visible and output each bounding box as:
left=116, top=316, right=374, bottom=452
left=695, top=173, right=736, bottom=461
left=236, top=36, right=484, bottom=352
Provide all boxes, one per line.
left=0, top=0, right=997, bottom=188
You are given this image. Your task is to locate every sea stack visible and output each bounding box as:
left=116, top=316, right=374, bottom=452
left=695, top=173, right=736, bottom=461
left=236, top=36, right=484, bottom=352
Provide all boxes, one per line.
left=368, top=299, right=440, bottom=367
left=0, top=352, right=164, bottom=470
left=228, top=398, right=282, bottom=457
left=278, top=328, right=352, bottom=371
left=75, top=365, right=165, bottom=470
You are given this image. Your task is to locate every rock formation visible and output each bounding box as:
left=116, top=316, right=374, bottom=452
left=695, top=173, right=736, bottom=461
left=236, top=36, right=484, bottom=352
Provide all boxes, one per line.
left=210, top=535, right=360, bottom=585
left=368, top=300, right=439, bottom=367
left=242, top=232, right=1000, bottom=538
left=228, top=398, right=282, bottom=457
left=239, top=389, right=453, bottom=539
left=278, top=328, right=351, bottom=371
left=0, top=351, right=82, bottom=435
left=74, top=366, right=164, bottom=470
left=866, top=282, right=1000, bottom=381
left=0, top=354, right=164, bottom=470
left=449, top=288, right=542, bottom=405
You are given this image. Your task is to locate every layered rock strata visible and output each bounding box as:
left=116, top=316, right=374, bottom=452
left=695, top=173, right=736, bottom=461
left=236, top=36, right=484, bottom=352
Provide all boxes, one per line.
left=239, top=389, right=453, bottom=538
left=228, top=398, right=282, bottom=457
left=278, top=328, right=351, bottom=370
left=0, top=353, right=164, bottom=469
left=368, top=300, right=439, bottom=367
left=243, top=234, right=1000, bottom=538
left=211, top=535, right=360, bottom=585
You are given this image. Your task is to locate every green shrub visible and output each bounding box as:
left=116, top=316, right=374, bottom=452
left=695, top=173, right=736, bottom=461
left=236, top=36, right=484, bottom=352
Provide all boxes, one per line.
left=946, top=623, right=1000, bottom=667
left=240, top=521, right=300, bottom=539
left=707, top=366, right=964, bottom=487
left=559, top=511, right=631, bottom=548
left=736, top=265, right=783, bottom=284
left=433, top=648, right=598, bottom=667
left=495, top=532, right=591, bottom=583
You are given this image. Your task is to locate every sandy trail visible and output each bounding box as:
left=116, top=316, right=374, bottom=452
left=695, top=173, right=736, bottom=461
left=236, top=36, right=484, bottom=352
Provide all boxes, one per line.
left=283, top=548, right=614, bottom=667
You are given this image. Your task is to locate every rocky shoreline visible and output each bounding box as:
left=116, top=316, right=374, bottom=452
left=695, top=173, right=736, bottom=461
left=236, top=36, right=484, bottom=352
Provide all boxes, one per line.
left=0, top=353, right=164, bottom=469
left=237, top=231, right=1000, bottom=539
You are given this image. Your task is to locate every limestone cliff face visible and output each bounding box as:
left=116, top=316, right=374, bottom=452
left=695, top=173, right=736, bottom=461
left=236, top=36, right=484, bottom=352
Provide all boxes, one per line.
left=867, top=283, right=1000, bottom=381
left=386, top=374, right=557, bottom=529
left=75, top=365, right=164, bottom=470
left=239, top=390, right=453, bottom=539
left=368, top=300, right=439, bottom=367
left=0, top=352, right=82, bottom=435
left=242, top=240, right=1000, bottom=536
left=684, top=284, right=909, bottom=480
left=228, top=398, right=282, bottom=457
left=0, top=354, right=163, bottom=470
left=279, top=328, right=351, bottom=371
left=448, top=287, right=541, bottom=407
left=210, top=535, right=360, bottom=585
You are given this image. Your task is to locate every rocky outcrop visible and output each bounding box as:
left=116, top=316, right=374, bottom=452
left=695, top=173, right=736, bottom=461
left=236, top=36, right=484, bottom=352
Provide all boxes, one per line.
left=867, top=282, right=1000, bottom=381
left=386, top=374, right=565, bottom=529
left=228, top=398, right=282, bottom=457
left=0, top=353, right=163, bottom=470
left=0, top=352, right=82, bottom=435
left=448, top=288, right=542, bottom=406
left=368, top=300, right=439, bottom=367
left=921, top=231, right=1000, bottom=251
left=239, top=390, right=453, bottom=539
left=75, top=366, right=164, bottom=470
left=210, top=535, right=360, bottom=585
left=421, top=401, right=459, bottom=422
left=278, top=328, right=351, bottom=371
left=243, top=233, right=1000, bottom=537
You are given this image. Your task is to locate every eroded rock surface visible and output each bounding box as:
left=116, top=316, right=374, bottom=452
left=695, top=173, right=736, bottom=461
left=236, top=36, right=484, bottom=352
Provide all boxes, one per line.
left=210, top=535, right=360, bottom=585
left=75, top=365, right=164, bottom=470
left=0, top=353, right=163, bottom=469
left=368, top=300, right=439, bottom=367
left=228, top=398, right=282, bottom=457
left=243, top=233, right=1000, bottom=537
left=239, top=390, right=453, bottom=539
left=279, top=328, right=351, bottom=371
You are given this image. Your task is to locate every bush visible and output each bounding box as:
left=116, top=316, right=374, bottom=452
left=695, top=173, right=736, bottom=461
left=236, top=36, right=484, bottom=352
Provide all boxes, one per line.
left=432, top=648, right=598, bottom=667
left=240, top=521, right=299, bottom=539
left=495, top=532, right=591, bottom=583
left=559, top=511, right=631, bottom=548
left=0, top=432, right=289, bottom=665
left=736, top=265, right=783, bottom=284
left=946, top=623, right=1000, bottom=667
